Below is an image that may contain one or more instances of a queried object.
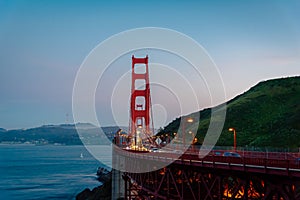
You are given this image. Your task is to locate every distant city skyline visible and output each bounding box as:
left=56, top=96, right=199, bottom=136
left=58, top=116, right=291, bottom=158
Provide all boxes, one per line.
left=0, top=1, right=299, bottom=129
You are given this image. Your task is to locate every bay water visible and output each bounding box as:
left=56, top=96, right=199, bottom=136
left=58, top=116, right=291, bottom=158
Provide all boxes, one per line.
left=0, top=144, right=112, bottom=200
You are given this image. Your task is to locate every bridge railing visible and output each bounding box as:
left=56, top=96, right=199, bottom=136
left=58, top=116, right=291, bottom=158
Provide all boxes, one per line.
left=180, top=151, right=300, bottom=170
left=115, top=146, right=300, bottom=174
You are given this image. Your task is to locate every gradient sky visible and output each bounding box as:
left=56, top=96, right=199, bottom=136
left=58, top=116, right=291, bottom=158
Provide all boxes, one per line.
left=0, top=0, right=299, bottom=129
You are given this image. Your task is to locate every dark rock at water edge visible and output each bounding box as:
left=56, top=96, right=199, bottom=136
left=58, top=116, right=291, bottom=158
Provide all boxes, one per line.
left=76, top=168, right=112, bottom=200
left=76, top=178, right=112, bottom=200
left=96, top=167, right=111, bottom=183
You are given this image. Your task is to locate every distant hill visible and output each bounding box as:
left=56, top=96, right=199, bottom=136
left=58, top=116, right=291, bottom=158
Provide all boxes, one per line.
left=159, top=76, right=300, bottom=148
left=0, top=123, right=126, bottom=145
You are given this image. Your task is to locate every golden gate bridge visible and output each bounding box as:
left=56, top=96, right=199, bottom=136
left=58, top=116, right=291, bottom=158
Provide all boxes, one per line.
left=112, top=55, right=300, bottom=200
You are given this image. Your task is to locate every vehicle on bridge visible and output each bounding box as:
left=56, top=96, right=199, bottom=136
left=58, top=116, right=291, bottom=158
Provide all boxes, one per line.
left=149, top=147, right=159, bottom=152
left=223, top=151, right=241, bottom=157
left=296, top=157, right=300, bottom=165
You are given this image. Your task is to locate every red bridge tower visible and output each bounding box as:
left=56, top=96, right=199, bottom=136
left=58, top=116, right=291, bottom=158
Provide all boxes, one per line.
left=129, top=55, right=153, bottom=150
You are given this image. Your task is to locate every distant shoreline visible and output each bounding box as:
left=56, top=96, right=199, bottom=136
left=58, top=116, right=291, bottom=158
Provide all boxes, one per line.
left=0, top=143, right=113, bottom=147
left=0, top=124, right=122, bottom=146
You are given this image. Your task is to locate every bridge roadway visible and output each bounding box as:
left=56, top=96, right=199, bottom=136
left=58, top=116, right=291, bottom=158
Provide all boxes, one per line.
left=119, top=147, right=300, bottom=178
left=114, top=147, right=300, bottom=199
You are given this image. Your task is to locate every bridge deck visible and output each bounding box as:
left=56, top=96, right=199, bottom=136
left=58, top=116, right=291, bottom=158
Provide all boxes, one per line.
left=117, top=147, right=300, bottom=178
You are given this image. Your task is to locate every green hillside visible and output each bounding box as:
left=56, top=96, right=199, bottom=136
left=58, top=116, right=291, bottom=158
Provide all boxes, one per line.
left=158, top=76, right=300, bottom=149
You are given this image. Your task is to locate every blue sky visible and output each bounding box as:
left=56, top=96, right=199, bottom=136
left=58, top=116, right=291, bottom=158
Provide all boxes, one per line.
left=0, top=1, right=299, bottom=129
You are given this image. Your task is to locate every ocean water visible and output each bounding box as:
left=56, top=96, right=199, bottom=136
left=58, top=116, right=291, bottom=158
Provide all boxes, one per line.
left=0, top=144, right=112, bottom=200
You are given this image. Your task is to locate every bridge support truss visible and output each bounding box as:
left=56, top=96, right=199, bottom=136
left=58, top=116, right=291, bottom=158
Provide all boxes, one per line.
left=123, top=163, right=300, bottom=200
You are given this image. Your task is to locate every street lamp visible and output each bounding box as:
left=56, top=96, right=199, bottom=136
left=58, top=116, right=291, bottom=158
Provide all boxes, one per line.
left=182, top=117, right=194, bottom=147
left=188, top=130, right=196, bottom=151
left=228, top=128, right=237, bottom=151
left=187, top=118, right=194, bottom=123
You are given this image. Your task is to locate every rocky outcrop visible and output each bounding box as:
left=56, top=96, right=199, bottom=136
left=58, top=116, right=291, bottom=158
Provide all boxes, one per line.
left=96, top=167, right=111, bottom=183
left=76, top=168, right=112, bottom=200
left=76, top=178, right=112, bottom=200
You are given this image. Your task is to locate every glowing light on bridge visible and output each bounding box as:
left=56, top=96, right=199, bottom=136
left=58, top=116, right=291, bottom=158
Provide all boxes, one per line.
left=229, top=127, right=237, bottom=151
left=223, top=180, right=262, bottom=199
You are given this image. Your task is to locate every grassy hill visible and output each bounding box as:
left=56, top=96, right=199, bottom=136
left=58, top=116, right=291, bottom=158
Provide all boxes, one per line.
left=158, top=76, right=300, bottom=149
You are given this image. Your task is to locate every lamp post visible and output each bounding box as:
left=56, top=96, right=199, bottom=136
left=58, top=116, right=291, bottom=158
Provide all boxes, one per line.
left=182, top=117, right=194, bottom=147
left=173, top=132, right=177, bottom=140
left=189, top=130, right=196, bottom=151
left=228, top=128, right=237, bottom=151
